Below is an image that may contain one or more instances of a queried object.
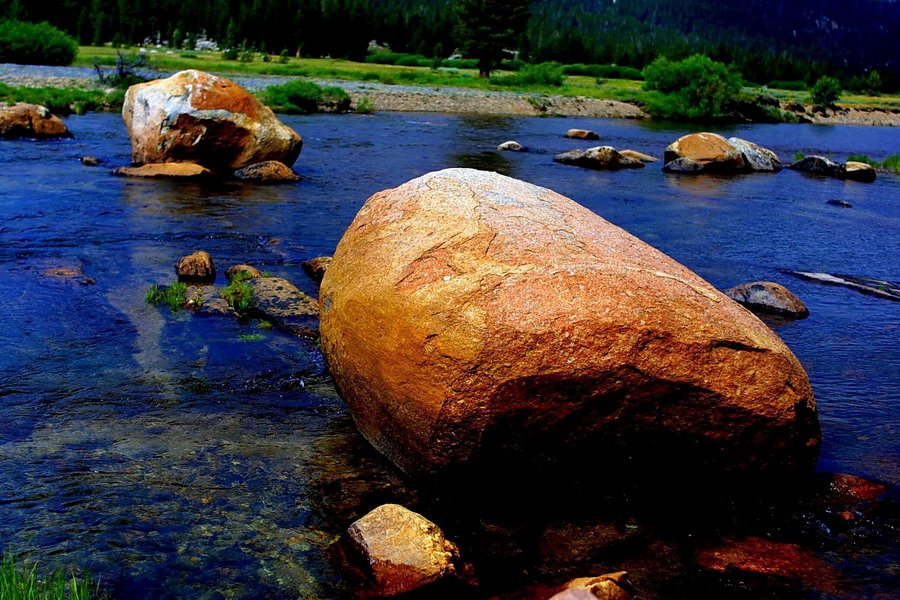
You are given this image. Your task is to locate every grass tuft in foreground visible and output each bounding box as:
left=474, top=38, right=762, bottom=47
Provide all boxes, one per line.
left=145, top=281, right=188, bottom=313
left=0, top=551, right=107, bottom=600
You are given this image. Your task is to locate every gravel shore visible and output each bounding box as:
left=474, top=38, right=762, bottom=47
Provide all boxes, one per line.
left=3, top=63, right=898, bottom=125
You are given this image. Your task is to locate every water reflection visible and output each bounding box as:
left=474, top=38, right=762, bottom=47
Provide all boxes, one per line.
left=449, top=150, right=513, bottom=175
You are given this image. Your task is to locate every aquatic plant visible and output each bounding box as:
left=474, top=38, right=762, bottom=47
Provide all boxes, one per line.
left=793, top=152, right=806, bottom=162
left=238, top=333, right=265, bottom=342
left=222, top=272, right=255, bottom=315
left=145, top=281, right=188, bottom=313
left=881, top=155, right=900, bottom=172
left=0, top=551, right=107, bottom=600
left=847, top=154, right=879, bottom=166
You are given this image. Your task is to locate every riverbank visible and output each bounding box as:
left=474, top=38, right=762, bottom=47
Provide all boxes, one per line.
left=3, top=62, right=900, bottom=125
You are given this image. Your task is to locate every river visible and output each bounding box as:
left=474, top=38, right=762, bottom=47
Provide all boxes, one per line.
left=0, top=112, right=897, bottom=599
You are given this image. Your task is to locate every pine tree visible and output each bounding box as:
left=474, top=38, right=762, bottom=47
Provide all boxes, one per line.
left=457, top=0, right=532, bottom=78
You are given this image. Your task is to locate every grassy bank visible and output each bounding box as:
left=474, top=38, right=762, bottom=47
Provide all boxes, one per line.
left=0, top=551, right=107, bottom=600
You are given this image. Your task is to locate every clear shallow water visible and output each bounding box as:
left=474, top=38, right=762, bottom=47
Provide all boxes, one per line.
left=0, top=112, right=898, bottom=599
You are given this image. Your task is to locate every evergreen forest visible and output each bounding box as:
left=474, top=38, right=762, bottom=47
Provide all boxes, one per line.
left=2, top=0, right=898, bottom=91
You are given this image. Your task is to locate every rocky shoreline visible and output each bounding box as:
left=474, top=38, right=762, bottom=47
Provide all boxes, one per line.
left=3, top=64, right=899, bottom=124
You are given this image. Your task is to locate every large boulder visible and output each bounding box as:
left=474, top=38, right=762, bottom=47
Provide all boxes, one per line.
left=123, top=69, right=302, bottom=170
left=319, top=169, right=820, bottom=484
left=0, top=103, right=72, bottom=139
left=553, top=146, right=645, bottom=170
left=664, top=132, right=745, bottom=172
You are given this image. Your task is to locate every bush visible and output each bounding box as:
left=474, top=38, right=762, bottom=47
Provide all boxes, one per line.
left=221, top=47, right=239, bottom=60
left=564, top=63, right=644, bottom=80
left=642, top=54, right=743, bottom=120
left=264, top=79, right=350, bottom=114
left=881, top=155, right=900, bottom=173
left=0, top=20, right=77, bottom=66
left=493, top=62, right=565, bottom=87
left=808, top=75, right=842, bottom=105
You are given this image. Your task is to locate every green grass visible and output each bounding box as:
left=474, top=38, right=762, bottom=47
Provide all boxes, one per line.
left=238, top=333, right=265, bottom=342
left=847, top=154, right=900, bottom=173
left=0, top=82, right=124, bottom=115
left=145, top=281, right=188, bottom=313
left=222, top=272, right=254, bottom=315
left=0, top=551, right=107, bottom=600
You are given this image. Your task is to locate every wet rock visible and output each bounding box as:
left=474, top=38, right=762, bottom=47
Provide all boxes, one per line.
left=540, top=521, right=643, bottom=565
left=123, top=69, right=303, bottom=170
left=111, top=163, right=213, bottom=178
left=497, top=140, right=527, bottom=152
left=619, top=149, right=658, bottom=163
left=40, top=265, right=95, bottom=285
left=81, top=156, right=101, bottom=167
left=302, top=256, right=332, bottom=283
left=233, top=160, right=300, bottom=183
left=723, top=281, right=809, bottom=318
left=663, top=132, right=745, bottom=172
left=787, top=155, right=842, bottom=177
left=827, top=199, right=852, bottom=208
left=319, top=168, right=821, bottom=483
left=661, top=157, right=705, bottom=174
left=176, top=251, right=216, bottom=283
left=825, top=473, right=889, bottom=504
left=0, top=103, right=72, bottom=139
left=842, top=161, right=877, bottom=183
left=224, top=264, right=261, bottom=281
left=554, top=572, right=634, bottom=600
left=248, top=276, right=318, bottom=336
left=785, top=271, right=900, bottom=301
left=548, top=590, right=596, bottom=600
left=565, top=128, right=600, bottom=140
left=696, top=536, right=837, bottom=593
left=727, top=137, right=782, bottom=172
left=346, top=503, right=461, bottom=596
left=553, top=146, right=644, bottom=170
left=185, top=285, right=236, bottom=316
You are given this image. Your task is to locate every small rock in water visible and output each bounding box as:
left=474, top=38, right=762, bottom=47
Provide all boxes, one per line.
left=787, top=155, right=843, bottom=177
left=497, top=140, right=527, bottom=152
left=346, top=503, right=461, bottom=596
left=842, top=160, right=877, bottom=183
left=225, top=264, right=262, bottom=281
left=302, top=256, right=332, bottom=283
left=565, top=128, right=600, bottom=140
left=723, top=281, right=809, bottom=318
left=619, top=149, right=658, bottom=163
left=827, top=199, right=853, bottom=208
left=248, top=276, right=318, bottom=336
left=785, top=271, right=900, bottom=301
left=0, top=103, right=73, bottom=139
left=176, top=251, right=216, bottom=283
left=553, top=146, right=644, bottom=170
left=81, top=156, right=101, bottom=167
left=662, top=156, right=705, bottom=174
left=233, top=160, right=300, bottom=183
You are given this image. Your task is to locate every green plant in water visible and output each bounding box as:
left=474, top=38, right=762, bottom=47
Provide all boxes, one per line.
left=880, top=155, right=900, bottom=173
left=847, top=154, right=879, bottom=166
left=0, top=550, right=107, bottom=600
left=355, top=97, right=375, bottom=114
left=793, top=152, right=806, bottom=162
left=258, top=320, right=274, bottom=330
left=222, top=272, right=254, bottom=316
left=145, top=281, right=187, bottom=313
left=238, top=333, right=265, bottom=342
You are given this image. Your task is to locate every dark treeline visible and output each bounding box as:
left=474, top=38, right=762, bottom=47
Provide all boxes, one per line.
left=2, top=0, right=898, bottom=90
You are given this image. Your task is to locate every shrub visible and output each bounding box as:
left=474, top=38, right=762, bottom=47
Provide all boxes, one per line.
left=221, top=47, right=239, bottom=60
left=808, top=76, right=842, bottom=105
left=0, top=20, right=78, bottom=66
left=564, top=63, right=644, bottom=80
left=881, top=155, right=900, bottom=173
left=264, top=79, right=350, bottom=113
left=279, top=49, right=290, bottom=64
left=493, top=62, right=565, bottom=87
left=846, top=154, right=878, bottom=166
left=642, top=54, right=743, bottom=120
left=355, top=97, right=375, bottom=114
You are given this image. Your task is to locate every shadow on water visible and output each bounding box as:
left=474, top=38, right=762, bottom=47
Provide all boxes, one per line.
left=449, top=150, right=514, bottom=176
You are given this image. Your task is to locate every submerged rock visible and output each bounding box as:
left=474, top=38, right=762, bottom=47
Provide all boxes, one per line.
left=0, top=103, right=72, bottom=139
left=176, top=251, right=216, bottom=283
left=497, top=140, right=527, bottom=152
left=827, top=199, right=852, bottom=208
left=662, top=157, right=705, bottom=174
left=346, top=503, right=461, bottom=596
left=123, top=69, right=302, bottom=170
left=111, top=163, right=213, bottom=178
left=234, top=160, right=300, bottom=183
left=724, top=281, right=809, bottom=318
left=319, top=168, right=821, bottom=485
left=80, top=156, right=101, bottom=167
left=565, top=128, right=600, bottom=140
left=248, top=276, right=318, bottom=336
left=553, top=146, right=644, bottom=170
left=785, top=271, right=900, bottom=301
